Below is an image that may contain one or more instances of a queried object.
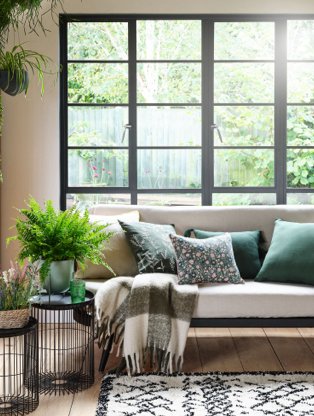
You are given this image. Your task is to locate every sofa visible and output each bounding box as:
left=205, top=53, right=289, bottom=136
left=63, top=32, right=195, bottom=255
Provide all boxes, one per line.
left=85, top=204, right=314, bottom=329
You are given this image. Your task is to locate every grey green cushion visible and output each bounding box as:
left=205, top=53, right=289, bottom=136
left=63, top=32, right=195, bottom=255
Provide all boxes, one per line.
left=170, top=233, right=243, bottom=285
left=118, top=221, right=177, bottom=274
left=255, top=219, right=314, bottom=285
left=184, top=229, right=261, bottom=279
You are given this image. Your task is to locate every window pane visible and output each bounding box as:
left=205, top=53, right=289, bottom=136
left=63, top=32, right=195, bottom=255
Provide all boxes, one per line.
left=215, top=22, right=274, bottom=60
left=138, top=106, right=201, bottom=146
left=287, top=193, right=314, bottom=204
left=288, top=63, right=314, bottom=103
left=214, top=106, right=274, bottom=146
left=212, top=193, right=276, bottom=206
left=68, top=22, right=128, bottom=60
left=288, top=20, right=314, bottom=60
left=287, top=106, right=314, bottom=146
left=287, top=149, right=314, bottom=188
left=214, top=63, right=274, bottom=103
left=214, top=149, right=274, bottom=187
left=137, top=193, right=201, bottom=206
left=68, top=149, right=128, bottom=187
left=68, top=63, right=128, bottom=104
left=68, top=107, right=129, bottom=147
left=137, top=63, right=201, bottom=103
left=137, top=20, right=201, bottom=60
left=66, top=193, right=131, bottom=209
left=138, top=149, right=201, bottom=189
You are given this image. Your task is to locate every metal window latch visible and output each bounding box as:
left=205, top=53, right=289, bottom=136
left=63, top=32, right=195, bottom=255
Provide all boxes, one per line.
left=121, top=124, right=132, bottom=143
left=210, top=124, right=223, bottom=143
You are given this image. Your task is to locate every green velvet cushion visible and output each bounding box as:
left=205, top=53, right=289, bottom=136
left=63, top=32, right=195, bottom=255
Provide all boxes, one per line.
left=118, top=221, right=177, bottom=274
left=184, top=229, right=261, bottom=279
left=255, top=219, right=314, bottom=285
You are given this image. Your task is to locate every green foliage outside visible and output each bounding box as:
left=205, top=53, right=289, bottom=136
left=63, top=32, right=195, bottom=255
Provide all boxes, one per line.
left=7, top=198, right=114, bottom=283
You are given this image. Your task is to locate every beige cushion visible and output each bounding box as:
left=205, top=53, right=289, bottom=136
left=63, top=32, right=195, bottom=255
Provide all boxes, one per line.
left=77, top=211, right=139, bottom=279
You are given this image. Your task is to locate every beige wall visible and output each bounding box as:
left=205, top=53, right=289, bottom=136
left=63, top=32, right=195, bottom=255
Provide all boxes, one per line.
left=2, top=0, right=314, bottom=268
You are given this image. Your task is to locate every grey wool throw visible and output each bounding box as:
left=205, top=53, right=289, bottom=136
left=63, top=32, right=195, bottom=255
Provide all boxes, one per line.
left=95, top=273, right=198, bottom=374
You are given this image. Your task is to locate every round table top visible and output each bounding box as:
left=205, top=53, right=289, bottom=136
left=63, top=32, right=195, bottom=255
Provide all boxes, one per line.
left=30, top=290, right=94, bottom=310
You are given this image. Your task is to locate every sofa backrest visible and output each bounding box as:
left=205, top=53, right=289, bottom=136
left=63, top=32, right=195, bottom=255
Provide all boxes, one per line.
left=89, top=204, right=314, bottom=248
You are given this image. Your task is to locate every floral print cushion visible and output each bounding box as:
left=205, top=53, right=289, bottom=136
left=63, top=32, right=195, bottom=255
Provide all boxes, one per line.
left=170, top=233, right=244, bottom=285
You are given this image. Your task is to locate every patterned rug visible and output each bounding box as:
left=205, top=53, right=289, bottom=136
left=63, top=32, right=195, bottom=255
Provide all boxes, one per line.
left=95, top=372, right=314, bottom=416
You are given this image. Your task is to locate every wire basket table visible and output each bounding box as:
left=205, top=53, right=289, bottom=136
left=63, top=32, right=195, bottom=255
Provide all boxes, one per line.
left=0, top=317, right=39, bottom=415
left=31, top=291, right=94, bottom=395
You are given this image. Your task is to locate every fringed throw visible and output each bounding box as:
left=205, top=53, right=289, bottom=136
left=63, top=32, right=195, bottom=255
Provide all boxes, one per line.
left=95, top=273, right=198, bottom=375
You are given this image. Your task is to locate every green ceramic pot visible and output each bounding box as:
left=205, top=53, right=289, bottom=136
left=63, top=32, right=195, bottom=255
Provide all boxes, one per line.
left=43, top=259, right=74, bottom=294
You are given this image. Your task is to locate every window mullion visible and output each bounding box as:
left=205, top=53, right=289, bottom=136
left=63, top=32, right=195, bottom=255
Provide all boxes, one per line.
left=202, top=19, right=214, bottom=205
left=274, top=18, right=287, bottom=204
left=128, top=20, right=137, bottom=205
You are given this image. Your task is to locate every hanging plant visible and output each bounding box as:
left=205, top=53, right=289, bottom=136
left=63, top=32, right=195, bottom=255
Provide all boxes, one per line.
left=0, top=0, right=63, bottom=47
left=0, top=44, right=50, bottom=96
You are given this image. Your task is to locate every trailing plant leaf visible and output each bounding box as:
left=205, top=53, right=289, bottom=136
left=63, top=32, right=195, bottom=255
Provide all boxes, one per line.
left=0, top=0, right=63, bottom=48
left=7, top=197, right=114, bottom=283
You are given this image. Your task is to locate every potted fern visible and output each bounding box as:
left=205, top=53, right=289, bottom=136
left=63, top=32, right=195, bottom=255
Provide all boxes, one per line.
left=7, top=198, right=113, bottom=294
left=0, top=44, right=50, bottom=96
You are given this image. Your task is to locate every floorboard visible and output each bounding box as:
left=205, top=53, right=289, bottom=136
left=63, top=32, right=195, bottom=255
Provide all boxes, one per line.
left=230, top=328, right=283, bottom=372
left=264, top=328, right=314, bottom=372
left=195, top=328, right=243, bottom=372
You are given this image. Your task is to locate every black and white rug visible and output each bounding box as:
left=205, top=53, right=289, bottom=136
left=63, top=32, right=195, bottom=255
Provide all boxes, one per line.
left=96, top=372, right=314, bottom=415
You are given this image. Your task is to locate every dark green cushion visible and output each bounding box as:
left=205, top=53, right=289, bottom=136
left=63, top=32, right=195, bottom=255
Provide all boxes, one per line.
left=255, top=219, right=314, bottom=285
left=118, top=221, right=177, bottom=274
left=184, top=228, right=261, bottom=279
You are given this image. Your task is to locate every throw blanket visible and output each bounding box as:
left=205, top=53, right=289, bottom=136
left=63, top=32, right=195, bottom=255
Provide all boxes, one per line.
left=95, top=273, right=198, bottom=374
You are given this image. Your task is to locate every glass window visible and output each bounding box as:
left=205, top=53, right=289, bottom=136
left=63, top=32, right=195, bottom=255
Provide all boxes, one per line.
left=61, top=16, right=314, bottom=208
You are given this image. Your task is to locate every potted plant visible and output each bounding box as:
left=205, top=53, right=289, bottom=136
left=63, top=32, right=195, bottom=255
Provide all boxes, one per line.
left=0, top=44, right=50, bottom=96
left=7, top=197, right=113, bottom=293
left=0, top=261, right=39, bottom=329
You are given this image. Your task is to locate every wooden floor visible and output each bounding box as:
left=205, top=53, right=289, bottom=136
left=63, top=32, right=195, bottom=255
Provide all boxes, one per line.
left=32, top=327, right=314, bottom=416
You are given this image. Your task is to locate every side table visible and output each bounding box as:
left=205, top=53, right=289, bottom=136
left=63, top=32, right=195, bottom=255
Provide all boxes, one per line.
left=31, top=291, right=94, bottom=395
left=0, top=317, right=39, bottom=415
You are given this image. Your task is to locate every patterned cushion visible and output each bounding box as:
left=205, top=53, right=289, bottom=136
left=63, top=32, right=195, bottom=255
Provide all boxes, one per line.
left=170, top=233, right=243, bottom=285
left=119, top=221, right=177, bottom=274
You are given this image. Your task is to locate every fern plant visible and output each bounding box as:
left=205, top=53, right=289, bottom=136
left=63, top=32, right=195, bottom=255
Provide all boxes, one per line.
left=7, top=198, right=113, bottom=283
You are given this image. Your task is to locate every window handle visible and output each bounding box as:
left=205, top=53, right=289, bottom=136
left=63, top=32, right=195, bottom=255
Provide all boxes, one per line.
left=211, top=124, right=223, bottom=143
left=121, top=124, right=132, bottom=143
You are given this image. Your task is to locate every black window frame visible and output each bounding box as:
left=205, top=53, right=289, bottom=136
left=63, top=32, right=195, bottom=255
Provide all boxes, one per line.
left=60, top=13, right=314, bottom=209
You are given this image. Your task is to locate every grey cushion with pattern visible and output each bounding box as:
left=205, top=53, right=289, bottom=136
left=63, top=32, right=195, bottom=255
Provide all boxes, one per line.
left=119, top=221, right=177, bottom=274
left=170, top=233, right=244, bottom=285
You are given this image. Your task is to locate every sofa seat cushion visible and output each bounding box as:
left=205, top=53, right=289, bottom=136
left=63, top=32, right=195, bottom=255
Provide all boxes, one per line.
left=86, top=277, right=314, bottom=319
left=195, top=280, right=314, bottom=318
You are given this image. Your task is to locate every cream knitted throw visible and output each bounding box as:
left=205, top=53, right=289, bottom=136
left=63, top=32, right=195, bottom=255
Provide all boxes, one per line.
left=95, top=273, right=198, bottom=374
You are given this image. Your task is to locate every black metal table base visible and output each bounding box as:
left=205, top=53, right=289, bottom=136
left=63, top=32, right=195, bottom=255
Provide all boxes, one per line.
left=0, top=396, right=38, bottom=416
left=37, top=372, right=93, bottom=395
left=0, top=318, right=39, bottom=416
left=31, top=291, right=95, bottom=395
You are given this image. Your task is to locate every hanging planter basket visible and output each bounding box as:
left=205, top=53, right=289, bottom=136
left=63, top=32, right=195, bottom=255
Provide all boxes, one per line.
left=0, top=308, right=30, bottom=329
left=0, top=69, right=29, bottom=96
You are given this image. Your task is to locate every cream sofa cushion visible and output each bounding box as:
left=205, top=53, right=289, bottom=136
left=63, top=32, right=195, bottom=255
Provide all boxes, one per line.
left=77, top=211, right=139, bottom=279
left=86, top=277, right=314, bottom=318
